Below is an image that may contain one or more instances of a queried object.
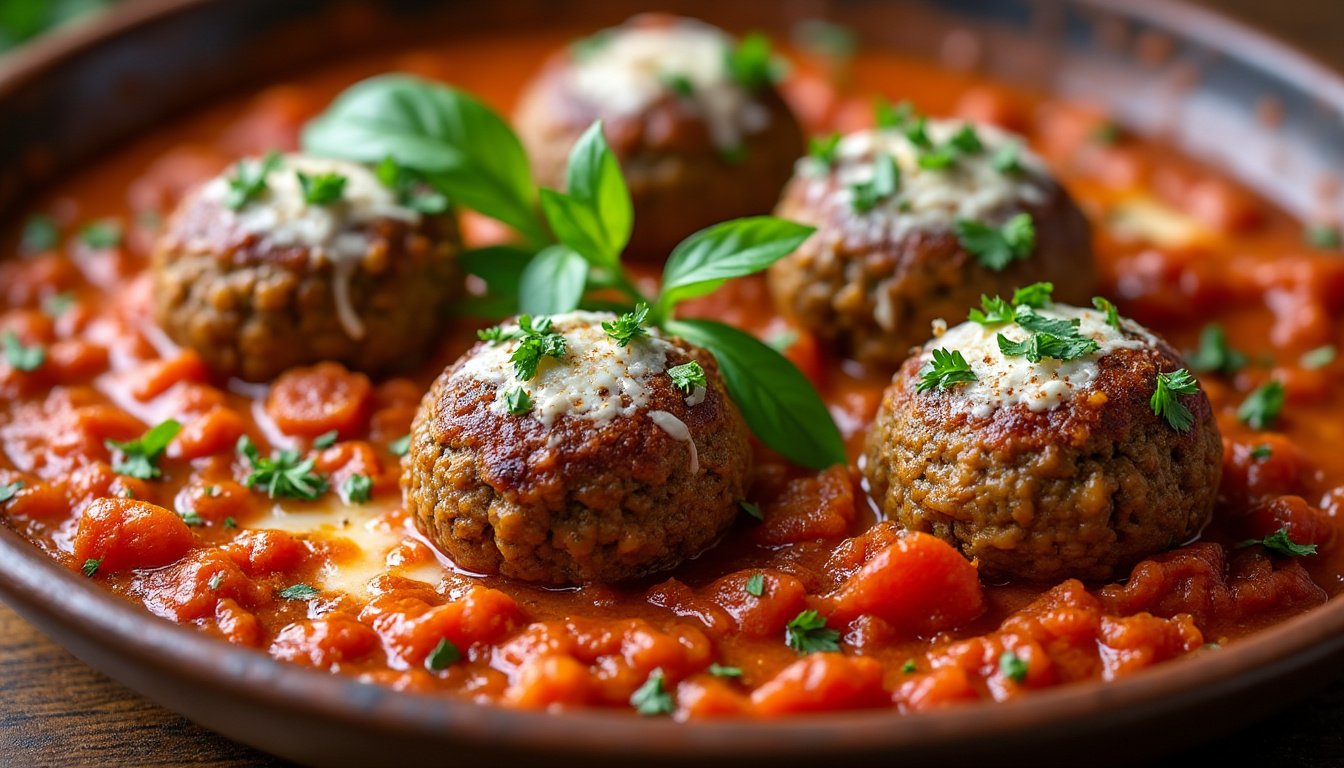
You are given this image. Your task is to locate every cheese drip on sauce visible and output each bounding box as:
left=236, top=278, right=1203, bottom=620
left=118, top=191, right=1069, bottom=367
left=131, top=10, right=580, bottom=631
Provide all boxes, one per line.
left=796, top=122, right=1050, bottom=248
left=925, top=304, right=1158, bottom=418
left=199, top=153, right=421, bottom=340
left=567, top=18, right=771, bottom=151
left=452, top=311, right=703, bottom=472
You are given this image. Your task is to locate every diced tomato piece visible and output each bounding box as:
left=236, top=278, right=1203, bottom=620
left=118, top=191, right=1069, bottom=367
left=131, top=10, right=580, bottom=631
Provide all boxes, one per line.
left=1244, top=495, right=1334, bottom=548
left=504, top=655, right=598, bottom=710
left=171, top=406, right=247, bottom=461
left=131, top=349, right=209, bottom=401
left=752, top=465, right=856, bottom=545
left=892, top=665, right=979, bottom=712
left=71, top=498, right=194, bottom=573
left=221, top=528, right=311, bottom=577
left=823, top=532, right=985, bottom=635
left=266, top=362, right=372, bottom=439
left=750, top=654, right=888, bottom=715
left=706, top=569, right=808, bottom=639
left=270, top=614, right=381, bottom=668
left=676, top=676, right=751, bottom=719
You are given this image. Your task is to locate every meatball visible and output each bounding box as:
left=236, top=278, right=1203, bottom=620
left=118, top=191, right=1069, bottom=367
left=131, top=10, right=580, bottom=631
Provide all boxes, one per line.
left=404, top=311, right=751, bottom=584
left=514, top=14, right=804, bottom=260
left=152, top=153, right=461, bottom=381
left=864, top=300, right=1222, bottom=581
left=769, top=120, right=1095, bottom=371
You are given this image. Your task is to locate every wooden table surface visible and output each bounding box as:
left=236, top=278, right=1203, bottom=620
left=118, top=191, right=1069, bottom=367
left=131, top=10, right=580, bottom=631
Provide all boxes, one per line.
left=4, top=1, right=1344, bottom=766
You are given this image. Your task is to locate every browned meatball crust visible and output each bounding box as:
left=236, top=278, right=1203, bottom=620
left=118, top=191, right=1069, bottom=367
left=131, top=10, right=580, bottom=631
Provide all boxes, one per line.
left=514, top=14, right=804, bottom=260
left=153, top=154, right=461, bottom=382
left=769, top=122, right=1095, bottom=372
left=404, top=313, right=751, bottom=584
left=864, top=305, right=1222, bottom=582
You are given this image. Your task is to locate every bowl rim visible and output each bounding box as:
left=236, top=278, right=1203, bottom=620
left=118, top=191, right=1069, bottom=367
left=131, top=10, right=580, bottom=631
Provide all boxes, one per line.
left=1, top=0, right=1343, bottom=760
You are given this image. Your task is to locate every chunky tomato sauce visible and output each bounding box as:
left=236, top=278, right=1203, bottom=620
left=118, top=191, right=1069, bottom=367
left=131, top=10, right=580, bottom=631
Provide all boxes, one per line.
left=2, top=29, right=1342, bottom=717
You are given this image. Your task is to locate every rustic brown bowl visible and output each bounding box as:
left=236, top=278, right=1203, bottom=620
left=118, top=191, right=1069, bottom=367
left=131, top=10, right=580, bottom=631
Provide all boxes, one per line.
left=2, top=1, right=1344, bottom=766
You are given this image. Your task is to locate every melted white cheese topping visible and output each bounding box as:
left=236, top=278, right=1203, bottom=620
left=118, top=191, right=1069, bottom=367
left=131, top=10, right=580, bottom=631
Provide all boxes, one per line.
left=567, top=18, right=771, bottom=150
left=199, top=153, right=421, bottom=339
left=453, top=311, right=693, bottom=429
left=924, top=304, right=1157, bottom=418
left=797, top=121, right=1050, bottom=248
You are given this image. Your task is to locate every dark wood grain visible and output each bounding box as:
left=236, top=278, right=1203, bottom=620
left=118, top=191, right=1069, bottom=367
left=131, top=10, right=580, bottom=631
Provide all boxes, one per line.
left=2, top=1, right=1344, bottom=767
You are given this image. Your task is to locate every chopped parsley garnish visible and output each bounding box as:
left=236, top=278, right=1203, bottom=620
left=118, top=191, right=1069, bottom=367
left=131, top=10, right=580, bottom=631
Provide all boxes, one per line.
left=1238, top=381, right=1285, bottom=430
left=997, top=331, right=1099, bottom=364
left=947, top=124, right=984, bottom=154
left=21, top=215, right=58, bottom=253
left=42, top=292, right=75, bottom=318
left=425, top=638, right=461, bottom=671
left=1012, top=282, right=1054, bottom=309
left=968, top=295, right=1016, bottom=326
left=313, top=430, right=339, bottom=449
left=807, top=133, right=842, bottom=172
left=3, top=331, right=45, bottom=372
left=995, top=307, right=1099, bottom=364
left=1150, top=368, right=1200, bottom=432
left=237, top=436, right=328, bottom=500
left=341, top=473, right=373, bottom=504
left=1249, top=443, right=1273, bottom=460
left=874, top=98, right=915, bottom=131
left=954, top=213, right=1035, bottom=271
left=901, top=658, right=917, bottom=674
left=296, top=170, right=347, bottom=205
left=904, top=116, right=933, bottom=150
left=105, top=419, right=181, bottom=480
left=630, top=669, right=675, bottom=716
left=208, top=572, right=225, bottom=591
left=1187, top=324, right=1246, bottom=375
left=1301, top=345, right=1336, bottom=370
left=992, top=143, right=1024, bottom=174
left=178, top=508, right=204, bottom=527
left=79, top=219, right=123, bottom=249
left=999, top=649, right=1028, bottom=682
left=1305, top=225, right=1341, bottom=249
left=724, top=32, right=780, bottom=91
left=278, top=583, right=320, bottom=601
left=477, top=324, right=516, bottom=344
left=667, top=361, right=707, bottom=393
left=569, top=29, right=612, bottom=61
left=224, top=151, right=281, bottom=210
left=1092, top=296, right=1121, bottom=329
left=744, top=572, right=766, bottom=597
left=740, top=501, right=764, bottom=521
left=510, top=315, right=567, bottom=380
left=223, top=516, right=238, bottom=529
left=602, top=303, right=650, bottom=347
left=81, top=558, right=101, bottom=578
left=659, top=72, right=695, bottom=98
left=918, top=348, right=977, bottom=393
left=375, top=156, right=450, bottom=215
left=389, top=434, right=411, bottom=457
left=850, top=153, right=900, bottom=213
left=504, top=388, right=533, bottom=416
left=784, top=609, right=840, bottom=654
left=1240, top=526, right=1318, bottom=557
left=0, top=481, right=21, bottom=504
left=707, top=663, right=742, bottom=678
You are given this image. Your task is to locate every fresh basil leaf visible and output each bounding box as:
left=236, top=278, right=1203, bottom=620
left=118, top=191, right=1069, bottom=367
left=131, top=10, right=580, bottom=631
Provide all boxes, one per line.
left=301, top=74, right=544, bottom=244
left=657, top=217, right=814, bottom=318
left=518, top=245, right=587, bottom=316
left=563, top=121, right=632, bottom=265
left=665, top=318, right=844, bottom=470
left=458, top=244, right=533, bottom=318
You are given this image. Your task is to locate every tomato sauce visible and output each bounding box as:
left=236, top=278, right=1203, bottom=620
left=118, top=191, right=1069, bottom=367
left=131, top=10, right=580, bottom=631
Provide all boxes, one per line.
left=2, top=28, right=1342, bottom=717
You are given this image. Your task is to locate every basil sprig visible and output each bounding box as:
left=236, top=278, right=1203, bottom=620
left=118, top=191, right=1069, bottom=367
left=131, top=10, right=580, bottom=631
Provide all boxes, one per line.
left=301, top=74, right=545, bottom=246
left=303, top=77, right=842, bottom=470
